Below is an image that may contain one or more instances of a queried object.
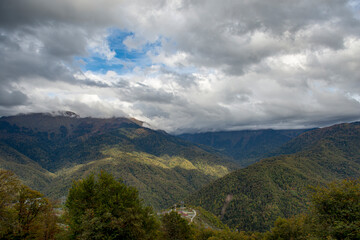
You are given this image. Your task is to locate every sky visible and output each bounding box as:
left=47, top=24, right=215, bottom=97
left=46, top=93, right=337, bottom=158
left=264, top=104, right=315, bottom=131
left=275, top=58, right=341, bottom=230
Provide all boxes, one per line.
left=0, top=0, right=360, bottom=133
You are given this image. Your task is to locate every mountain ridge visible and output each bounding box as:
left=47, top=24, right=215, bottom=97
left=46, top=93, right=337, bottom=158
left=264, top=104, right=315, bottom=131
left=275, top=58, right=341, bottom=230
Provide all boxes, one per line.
left=0, top=112, right=238, bottom=210
left=178, top=128, right=310, bottom=166
left=187, top=121, right=360, bottom=231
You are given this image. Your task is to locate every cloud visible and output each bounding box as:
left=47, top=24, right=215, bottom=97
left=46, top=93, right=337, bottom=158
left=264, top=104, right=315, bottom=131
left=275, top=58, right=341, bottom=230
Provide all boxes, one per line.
left=0, top=0, right=360, bottom=133
left=0, top=88, right=28, bottom=107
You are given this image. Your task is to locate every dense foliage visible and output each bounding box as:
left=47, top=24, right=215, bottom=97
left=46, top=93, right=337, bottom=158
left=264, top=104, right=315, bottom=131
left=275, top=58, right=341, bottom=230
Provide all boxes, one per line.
left=65, top=171, right=159, bottom=239
left=0, top=169, right=58, bottom=240
left=309, top=179, right=360, bottom=239
left=3, top=169, right=360, bottom=239
left=265, top=179, right=360, bottom=239
left=188, top=122, right=360, bottom=231
left=179, top=129, right=308, bottom=166
left=161, top=211, right=193, bottom=240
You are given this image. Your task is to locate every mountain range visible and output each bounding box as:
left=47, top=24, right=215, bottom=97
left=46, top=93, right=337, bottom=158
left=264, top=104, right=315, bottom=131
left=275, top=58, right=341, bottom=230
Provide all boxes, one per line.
left=187, top=122, right=360, bottom=231
left=0, top=112, right=237, bottom=209
left=1, top=112, right=360, bottom=232
left=178, top=128, right=309, bottom=166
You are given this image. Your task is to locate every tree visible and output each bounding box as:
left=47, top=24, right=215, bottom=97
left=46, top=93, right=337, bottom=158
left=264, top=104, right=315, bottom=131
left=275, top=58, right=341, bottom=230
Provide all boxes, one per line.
left=193, top=228, right=263, bottom=240
left=15, top=186, right=58, bottom=239
left=264, top=179, right=360, bottom=239
left=0, top=170, right=19, bottom=230
left=0, top=169, right=58, bottom=240
left=65, top=171, right=159, bottom=240
left=0, top=170, right=20, bottom=238
left=309, top=179, right=360, bottom=239
left=264, top=215, right=310, bottom=240
left=161, top=211, right=193, bottom=240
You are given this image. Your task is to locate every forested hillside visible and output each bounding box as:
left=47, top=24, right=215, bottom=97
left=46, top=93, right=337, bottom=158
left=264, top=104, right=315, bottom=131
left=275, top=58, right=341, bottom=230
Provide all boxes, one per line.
left=188, top=122, right=360, bottom=231
left=179, top=129, right=309, bottom=166
left=2, top=112, right=360, bottom=233
left=2, top=169, right=359, bottom=239
left=0, top=113, right=238, bottom=209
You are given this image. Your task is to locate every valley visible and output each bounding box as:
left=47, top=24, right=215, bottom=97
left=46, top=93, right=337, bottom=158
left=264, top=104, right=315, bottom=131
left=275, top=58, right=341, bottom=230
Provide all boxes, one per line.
left=1, top=113, right=360, bottom=233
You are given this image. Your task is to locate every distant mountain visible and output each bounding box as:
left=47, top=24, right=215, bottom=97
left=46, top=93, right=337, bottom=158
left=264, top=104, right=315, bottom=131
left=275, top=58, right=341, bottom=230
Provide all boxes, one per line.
left=0, top=113, right=238, bottom=209
left=178, top=129, right=309, bottom=166
left=0, top=112, right=147, bottom=170
left=187, top=122, right=360, bottom=231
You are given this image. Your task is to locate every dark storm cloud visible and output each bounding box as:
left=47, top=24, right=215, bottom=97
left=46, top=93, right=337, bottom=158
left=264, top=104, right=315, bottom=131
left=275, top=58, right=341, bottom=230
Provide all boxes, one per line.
left=0, top=88, right=28, bottom=107
left=0, top=0, right=118, bottom=87
left=0, top=0, right=115, bottom=29
left=0, top=26, right=112, bottom=89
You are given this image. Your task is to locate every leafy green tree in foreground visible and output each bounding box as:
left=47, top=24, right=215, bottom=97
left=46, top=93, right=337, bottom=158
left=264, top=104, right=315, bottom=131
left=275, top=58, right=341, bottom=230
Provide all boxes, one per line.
left=0, top=169, right=20, bottom=233
left=0, top=169, right=58, bottom=240
left=161, top=211, right=193, bottom=240
left=194, top=228, right=263, bottom=240
left=65, top=171, right=159, bottom=240
left=264, top=215, right=310, bottom=240
left=310, top=179, right=360, bottom=239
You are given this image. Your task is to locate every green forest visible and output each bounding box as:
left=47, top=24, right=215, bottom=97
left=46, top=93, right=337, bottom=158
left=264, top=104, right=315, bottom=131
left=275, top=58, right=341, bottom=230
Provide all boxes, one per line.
left=0, top=114, right=237, bottom=210
left=1, top=115, right=360, bottom=238
left=188, top=122, right=360, bottom=231
left=1, top=169, right=359, bottom=240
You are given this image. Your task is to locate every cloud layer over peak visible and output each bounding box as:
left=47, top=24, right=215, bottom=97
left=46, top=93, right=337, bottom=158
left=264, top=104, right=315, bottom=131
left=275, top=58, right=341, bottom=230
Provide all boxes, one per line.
left=1, top=0, right=360, bottom=133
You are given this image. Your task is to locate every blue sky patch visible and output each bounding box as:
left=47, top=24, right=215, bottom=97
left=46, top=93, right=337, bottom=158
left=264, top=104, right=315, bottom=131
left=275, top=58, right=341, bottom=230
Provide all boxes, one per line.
left=78, top=28, right=162, bottom=74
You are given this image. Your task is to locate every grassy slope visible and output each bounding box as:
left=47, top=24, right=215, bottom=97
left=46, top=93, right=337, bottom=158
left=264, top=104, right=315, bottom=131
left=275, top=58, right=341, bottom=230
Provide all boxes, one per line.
left=188, top=122, right=360, bottom=231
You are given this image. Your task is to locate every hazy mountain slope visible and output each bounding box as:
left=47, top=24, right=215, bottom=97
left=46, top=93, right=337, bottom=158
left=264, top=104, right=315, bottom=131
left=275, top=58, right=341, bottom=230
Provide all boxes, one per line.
left=0, top=143, right=54, bottom=190
left=270, top=122, right=360, bottom=157
left=187, top=122, right=360, bottom=231
left=178, top=129, right=309, bottom=166
left=0, top=113, right=238, bottom=209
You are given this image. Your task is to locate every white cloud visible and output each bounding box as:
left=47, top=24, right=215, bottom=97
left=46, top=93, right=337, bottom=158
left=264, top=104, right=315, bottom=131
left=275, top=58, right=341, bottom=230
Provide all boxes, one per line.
left=149, top=51, right=189, bottom=68
left=0, top=0, right=360, bottom=133
left=87, top=31, right=116, bottom=60
left=123, top=35, right=147, bottom=51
